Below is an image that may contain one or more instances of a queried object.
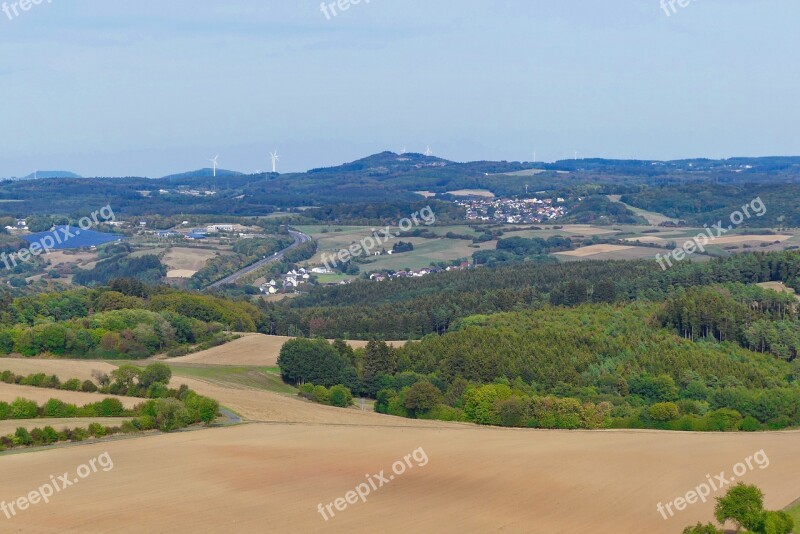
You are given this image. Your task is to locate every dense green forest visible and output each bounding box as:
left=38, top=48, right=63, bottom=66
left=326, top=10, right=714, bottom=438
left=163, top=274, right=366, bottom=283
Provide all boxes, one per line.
left=0, top=281, right=259, bottom=359
left=73, top=254, right=166, bottom=287
left=269, top=248, right=800, bottom=431
left=279, top=302, right=800, bottom=431
left=258, top=250, right=800, bottom=339
left=622, top=183, right=800, bottom=227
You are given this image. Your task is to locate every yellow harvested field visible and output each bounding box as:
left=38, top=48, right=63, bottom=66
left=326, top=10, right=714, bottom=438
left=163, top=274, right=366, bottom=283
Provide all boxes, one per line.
left=711, top=234, right=792, bottom=245
left=557, top=224, right=618, bottom=236
left=162, top=247, right=218, bottom=272
left=167, top=334, right=287, bottom=366
left=557, top=244, right=635, bottom=257
left=758, top=282, right=800, bottom=300
left=0, top=358, right=117, bottom=381
left=0, top=418, right=129, bottom=435
left=43, top=250, right=98, bottom=268
left=165, top=334, right=402, bottom=367
left=446, top=189, right=495, bottom=197
left=1, top=422, right=798, bottom=533
left=0, top=383, right=140, bottom=409
left=2, top=342, right=797, bottom=533
left=166, top=269, right=198, bottom=278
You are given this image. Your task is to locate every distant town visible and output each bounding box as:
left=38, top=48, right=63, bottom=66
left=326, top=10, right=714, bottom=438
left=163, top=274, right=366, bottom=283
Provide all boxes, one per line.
left=457, top=197, right=567, bottom=224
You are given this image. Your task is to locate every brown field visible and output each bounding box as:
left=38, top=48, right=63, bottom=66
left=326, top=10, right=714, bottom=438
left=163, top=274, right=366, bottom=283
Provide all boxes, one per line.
left=43, top=250, right=99, bottom=269
left=445, top=189, right=495, bottom=197
left=2, top=344, right=798, bottom=533
left=555, top=244, right=664, bottom=262
left=165, top=334, right=402, bottom=367
left=758, top=281, right=800, bottom=301
left=0, top=382, right=140, bottom=408
left=162, top=247, right=219, bottom=278
left=711, top=234, right=792, bottom=245
left=0, top=418, right=129, bottom=435
left=557, top=224, right=618, bottom=236
left=0, top=358, right=117, bottom=381
left=165, top=269, right=198, bottom=278
left=1, top=420, right=798, bottom=533
left=556, top=244, right=635, bottom=257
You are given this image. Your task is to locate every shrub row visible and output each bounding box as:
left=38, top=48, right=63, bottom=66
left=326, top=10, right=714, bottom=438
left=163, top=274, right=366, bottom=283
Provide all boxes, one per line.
left=298, top=383, right=354, bottom=408
left=0, top=423, right=127, bottom=451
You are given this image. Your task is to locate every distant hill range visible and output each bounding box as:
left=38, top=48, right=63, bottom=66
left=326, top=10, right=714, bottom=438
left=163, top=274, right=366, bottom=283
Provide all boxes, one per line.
left=11, top=171, right=83, bottom=181
left=161, top=168, right=244, bottom=180
left=1, top=151, right=799, bottom=223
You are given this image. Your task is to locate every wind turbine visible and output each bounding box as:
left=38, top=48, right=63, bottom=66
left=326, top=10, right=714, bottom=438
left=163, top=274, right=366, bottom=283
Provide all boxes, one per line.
left=574, top=151, right=578, bottom=161
left=400, top=146, right=407, bottom=155
left=209, top=155, right=219, bottom=177
left=532, top=151, right=537, bottom=163
left=424, top=145, right=433, bottom=157
left=270, top=151, right=280, bottom=173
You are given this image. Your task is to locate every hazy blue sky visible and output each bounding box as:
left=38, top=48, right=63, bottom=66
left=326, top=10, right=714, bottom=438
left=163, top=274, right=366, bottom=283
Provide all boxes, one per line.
left=1, top=0, right=797, bottom=177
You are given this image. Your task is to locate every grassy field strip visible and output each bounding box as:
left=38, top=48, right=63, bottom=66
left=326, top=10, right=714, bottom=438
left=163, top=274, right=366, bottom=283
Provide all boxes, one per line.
left=167, top=364, right=297, bottom=395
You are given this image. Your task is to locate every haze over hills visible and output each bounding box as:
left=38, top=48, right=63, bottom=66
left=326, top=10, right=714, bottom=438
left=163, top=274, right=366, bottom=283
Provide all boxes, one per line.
left=6, top=153, right=800, bottom=183
left=160, top=168, right=245, bottom=180
left=3, top=170, right=84, bottom=181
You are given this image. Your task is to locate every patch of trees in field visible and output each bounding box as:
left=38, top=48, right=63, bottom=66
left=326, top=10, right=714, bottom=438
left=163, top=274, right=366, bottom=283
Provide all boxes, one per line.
left=0, top=362, right=219, bottom=451
left=73, top=254, right=166, bottom=287
left=0, top=284, right=258, bottom=358
left=683, top=484, right=794, bottom=534
left=563, top=195, right=645, bottom=224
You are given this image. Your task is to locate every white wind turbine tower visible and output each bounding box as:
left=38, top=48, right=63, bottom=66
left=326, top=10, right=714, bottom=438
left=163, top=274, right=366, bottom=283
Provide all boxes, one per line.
left=400, top=146, right=407, bottom=155
left=209, top=155, right=219, bottom=177
left=270, top=151, right=280, bottom=173
left=424, top=145, right=433, bottom=157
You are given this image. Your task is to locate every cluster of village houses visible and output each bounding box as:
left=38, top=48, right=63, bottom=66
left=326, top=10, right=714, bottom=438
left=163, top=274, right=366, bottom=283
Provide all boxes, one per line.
left=458, top=197, right=567, bottom=224
left=259, top=261, right=474, bottom=294
left=367, top=262, right=471, bottom=282
left=258, top=267, right=335, bottom=294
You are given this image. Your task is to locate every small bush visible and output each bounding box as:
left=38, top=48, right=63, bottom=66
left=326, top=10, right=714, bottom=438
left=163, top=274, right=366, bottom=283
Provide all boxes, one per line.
left=328, top=385, right=353, bottom=408
left=312, top=385, right=330, bottom=405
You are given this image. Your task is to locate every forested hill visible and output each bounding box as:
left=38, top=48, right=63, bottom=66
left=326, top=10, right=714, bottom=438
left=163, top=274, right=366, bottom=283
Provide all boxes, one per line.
left=259, top=250, right=800, bottom=340
left=2, top=153, right=800, bottom=217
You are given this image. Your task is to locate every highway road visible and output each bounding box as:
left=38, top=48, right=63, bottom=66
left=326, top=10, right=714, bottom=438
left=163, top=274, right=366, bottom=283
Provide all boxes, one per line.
left=205, top=230, right=311, bottom=289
